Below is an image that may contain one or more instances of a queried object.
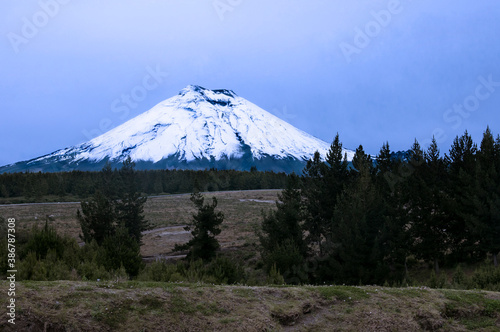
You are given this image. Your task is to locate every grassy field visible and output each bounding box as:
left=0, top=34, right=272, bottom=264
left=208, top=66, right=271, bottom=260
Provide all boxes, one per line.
left=2, top=189, right=500, bottom=331
left=0, top=189, right=280, bottom=258
left=1, top=280, right=499, bottom=331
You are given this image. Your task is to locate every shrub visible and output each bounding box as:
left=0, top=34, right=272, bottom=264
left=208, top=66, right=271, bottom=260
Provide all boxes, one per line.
left=267, top=263, right=285, bottom=285
left=207, top=256, right=245, bottom=284
left=21, top=222, right=68, bottom=260
left=471, top=264, right=500, bottom=291
left=264, top=239, right=306, bottom=284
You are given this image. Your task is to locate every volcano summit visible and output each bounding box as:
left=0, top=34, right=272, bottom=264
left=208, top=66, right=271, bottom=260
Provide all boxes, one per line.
left=0, top=85, right=354, bottom=173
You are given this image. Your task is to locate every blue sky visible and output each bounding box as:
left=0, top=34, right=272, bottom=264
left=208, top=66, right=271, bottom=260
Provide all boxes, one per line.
left=1, top=0, right=500, bottom=166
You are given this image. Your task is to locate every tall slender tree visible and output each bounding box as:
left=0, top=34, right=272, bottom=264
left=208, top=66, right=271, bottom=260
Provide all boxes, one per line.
left=115, top=157, right=149, bottom=244
left=77, top=190, right=116, bottom=245
left=175, top=192, right=224, bottom=261
left=409, top=138, right=448, bottom=274
left=259, top=174, right=307, bottom=283
left=466, top=127, right=500, bottom=266
left=302, top=151, right=327, bottom=256
left=444, top=131, right=478, bottom=259
left=329, top=146, right=381, bottom=284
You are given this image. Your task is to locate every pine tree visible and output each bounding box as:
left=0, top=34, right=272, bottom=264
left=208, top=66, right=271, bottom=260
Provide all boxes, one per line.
left=375, top=141, right=400, bottom=192
left=259, top=174, right=306, bottom=283
left=411, top=137, right=448, bottom=274
left=352, top=145, right=373, bottom=173
left=115, top=157, right=149, bottom=244
left=101, top=226, right=143, bottom=276
left=466, top=127, right=500, bottom=266
left=329, top=150, right=380, bottom=284
left=374, top=141, right=411, bottom=281
left=100, top=161, right=119, bottom=199
left=323, top=134, right=350, bottom=240
left=77, top=190, right=116, bottom=245
left=175, top=192, right=224, bottom=261
left=302, top=151, right=327, bottom=255
left=444, top=131, right=478, bottom=259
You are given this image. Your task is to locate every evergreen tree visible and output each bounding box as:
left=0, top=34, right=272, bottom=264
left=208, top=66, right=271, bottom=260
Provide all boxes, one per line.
left=99, top=161, right=119, bottom=199
left=115, top=157, right=149, bottom=244
left=374, top=141, right=410, bottom=281
left=259, top=174, right=306, bottom=283
left=323, top=134, right=350, bottom=240
left=328, top=150, right=381, bottom=284
left=77, top=190, right=115, bottom=245
left=444, top=131, right=478, bottom=259
left=376, top=142, right=392, bottom=177
left=175, top=192, right=224, bottom=261
left=302, top=151, right=328, bottom=255
left=410, top=138, right=448, bottom=274
left=466, top=127, right=500, bottom=266
left=101, top=226, right=143, bottom=276
left=375, top=142, right=400, bottom=192
left=352, top=145, right=372, bottom=173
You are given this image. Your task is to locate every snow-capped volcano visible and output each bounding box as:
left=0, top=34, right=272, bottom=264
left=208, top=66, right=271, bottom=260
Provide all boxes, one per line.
left=0, top=85, right=354, bottom=173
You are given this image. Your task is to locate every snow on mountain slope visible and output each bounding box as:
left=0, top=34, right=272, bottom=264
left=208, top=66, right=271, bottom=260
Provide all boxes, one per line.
left=31, top=85, right=354, bottom=166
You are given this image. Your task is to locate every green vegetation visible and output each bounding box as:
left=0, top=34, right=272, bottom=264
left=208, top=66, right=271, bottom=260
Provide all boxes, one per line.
left=0, top=167, right=288, bottom=204
left=1, top=281, right=498, bottom=331
left=258, top=128, right=500, bottom=287
left=174, top=191, right=224, bottom=261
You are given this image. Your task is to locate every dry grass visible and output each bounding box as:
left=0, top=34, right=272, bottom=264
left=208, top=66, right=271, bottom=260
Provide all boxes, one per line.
left=0, top=190, right=280, bottom=257
left=0, top=281, right=498, bottom=331
left=2, top=190, right=500, bottom=330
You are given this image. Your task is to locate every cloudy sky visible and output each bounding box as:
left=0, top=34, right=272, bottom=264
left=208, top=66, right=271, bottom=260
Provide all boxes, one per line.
left=1, top=0, right=500, bottom=166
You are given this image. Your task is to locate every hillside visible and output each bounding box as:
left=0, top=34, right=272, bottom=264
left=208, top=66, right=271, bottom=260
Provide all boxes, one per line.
left=1, top=280, right=499, bottom=331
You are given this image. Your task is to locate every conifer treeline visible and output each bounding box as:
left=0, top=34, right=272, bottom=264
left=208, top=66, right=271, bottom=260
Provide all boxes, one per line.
left=0, top=168, right=288, bottom=202
left=260, top=128, right=500, bottom=285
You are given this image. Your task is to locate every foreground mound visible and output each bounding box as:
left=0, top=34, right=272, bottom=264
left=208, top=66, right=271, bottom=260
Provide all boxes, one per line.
left=1, top=281, right=499, bottom=331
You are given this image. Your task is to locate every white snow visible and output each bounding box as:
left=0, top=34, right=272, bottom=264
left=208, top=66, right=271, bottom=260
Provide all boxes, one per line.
left=33, top=85, right=354, bottom=164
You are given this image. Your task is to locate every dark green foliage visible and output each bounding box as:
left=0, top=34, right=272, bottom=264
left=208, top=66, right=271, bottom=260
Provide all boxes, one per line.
left=15, top=223, right=80, bottom=281
left=257, top=128, right=500, bottom=286
left=115, top=157, right=150, bottom=244
left=77, top=190, right=116, bottom=245
left=77, top=157, right=149, bottom=245
left=175, top=192, right=224, bottom=261
left=100, top=226, right=143, bottom=277
left=410, top=138, right=449, bottom=274
left=467, top=127, right=500, bottom=267
left=116, top=191, right=148, bottom=244
left=351, top=144, right=373, bottom=173
left=77, top=159, right=148, bottom=277
left=264, top=239, right=306, bottom=284
left=327, top=149, right=382, bottom=284
left=206, top=256, right=245, bottom=284
left=137, top=257, right=246, bottom=284
left=21, top=220, right=71, bottom=261
left=259, top=174, right=308, bottom=284
left=0, top=167, right=288, bottom=203
left=301, top=151, right=327, bottom=255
